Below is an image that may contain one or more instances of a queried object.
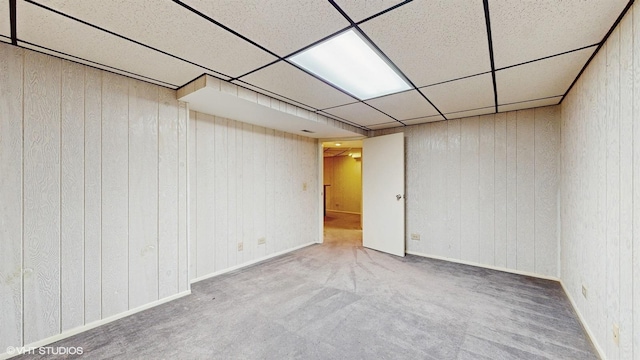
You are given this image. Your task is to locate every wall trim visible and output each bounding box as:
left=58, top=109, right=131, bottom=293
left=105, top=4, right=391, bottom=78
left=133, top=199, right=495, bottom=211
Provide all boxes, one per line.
left=559, top=281, right=606, bottom=360
left=326, top=209, right=361, bottom=215
left=190, top=242, right=316, bottom=284
left=0, top=290, right=191, bottom=360
left=406, top=251, right=560, bottom=281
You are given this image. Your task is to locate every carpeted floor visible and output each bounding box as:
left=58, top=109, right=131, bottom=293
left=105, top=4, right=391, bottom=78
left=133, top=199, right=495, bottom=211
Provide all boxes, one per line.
left=16, top=211, right=598, bottom=359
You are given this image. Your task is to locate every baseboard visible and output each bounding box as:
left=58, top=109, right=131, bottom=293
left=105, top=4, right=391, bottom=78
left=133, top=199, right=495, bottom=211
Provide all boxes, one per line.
left=405, top=251, right=560, bottom=282
left=0, top=290, right=191, bottom=360
left=190, top=242, right=316, bottom=284
left=559, top=281, right=606, bottom=360
left=326, top=210, right=361, bottom=215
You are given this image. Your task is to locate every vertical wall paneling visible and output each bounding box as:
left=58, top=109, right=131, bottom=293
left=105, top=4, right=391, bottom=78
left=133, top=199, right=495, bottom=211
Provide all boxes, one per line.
left=605, top=27, right=621, bottom=360
left=494, top=113, right=508, bottom=268
left=83, top=66, right=102, bottom=324
left=446, top=119, right=461, bottom=259
left=534, top=106, right=560, bottom=277
left=177, top=102, right=188, bottom=292
left=188, top=110, right=198, bottom=279
left=265, top=129, right=275, bottom=255
left=214, top=117, right=229, bottom=271
left=60, top=60, right=85, bottom=331
left=505, top=111, right=518, bottom=269
left=158, top=87, right=179, bottom=299
left=101, top=71, right=130, bottom=317
left=460, top=116, right=480, bottom=262
left=515, top=109, right=535, bottom=272
left=429, top=121, right=447, bottom=255
left=242, top=123, right=255, bottom=260
left=236, top=121, right=244, bottom=263
left=196, top=112, right=215, bottom=277
left=128, top=80, right=159, bottom=308
left=253, top=126, right=267, bottom=259
left=0, top=45, right=23, bottom=349
left=632, top=4, right=640, bottom=357
left=273, top=130, right=286, bottom=253
left=23, top=51, right=61, bottom=344
left=226, top=118, right=237, bottom=268
left=618, top=11, right=633, bottom=359
left=479, top=114, right=495, bottom=265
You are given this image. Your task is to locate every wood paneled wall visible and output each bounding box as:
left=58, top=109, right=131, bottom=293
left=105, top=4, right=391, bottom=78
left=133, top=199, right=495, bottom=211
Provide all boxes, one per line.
left=0, top=43, right=188, bottom=350
left=188, top=111, right=319, bottom=281
left=376, top=106, right=560, bottom=277
left=323, top=156, right=362, bottom=214
left=561, top=5, right=638, bottom=359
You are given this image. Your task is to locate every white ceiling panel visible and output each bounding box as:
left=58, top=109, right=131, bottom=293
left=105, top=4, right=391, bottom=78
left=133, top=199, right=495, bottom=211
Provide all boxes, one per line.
left=18, top=42, right=175, bottom=88
left=368, top=122, right=402, bottom=130
left=420, top=73, right=495, bottom=114
left=498, top=96, right=562, bottom=113
left=323, top=102, right=395, bottom=127
left=490, top=0, right=628, bottom=68
left=496, top=46, right=594, bottom=105
left=182, top=0, right=349, bottom=56
left=38, top=0, right=274, bottom=78
left=0, top=0, right=9, bottom=37
left=403, top=115, right=445, bottom=126
left=360, top=0, right=491, bottom=87
left=18, top=1, right=203, bottom=87
left=242, top=61, right=356, bottom=110
left=365, top=90, right=439, bottom=121
left=334, top=0, right=406, bottom=23
left=445, top=107, right=495, bottom=120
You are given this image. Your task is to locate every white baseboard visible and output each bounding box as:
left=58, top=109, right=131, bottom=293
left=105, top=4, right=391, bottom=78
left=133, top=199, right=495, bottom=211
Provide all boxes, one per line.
left=0, top=290, right=191, bottom=360
left=405, top=251, right=560, bottom=282
left=190, top=242, right=316, bottom=284
left=559, top=281, right=606, bottom=360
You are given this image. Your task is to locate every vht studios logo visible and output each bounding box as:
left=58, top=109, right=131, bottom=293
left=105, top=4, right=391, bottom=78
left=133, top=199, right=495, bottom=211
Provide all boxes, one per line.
left=6, top=346, right=84, bottom=356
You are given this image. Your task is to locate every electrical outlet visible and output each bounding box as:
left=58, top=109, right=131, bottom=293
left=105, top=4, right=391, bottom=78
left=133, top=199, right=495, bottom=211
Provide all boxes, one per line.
left=613, top=324, right=619, bottom=346
left=582, top=285, right=587, bottom=299
left=410, top=233, right=420, bottom=241
left=258, top=237, right=266, bottom=245
left=237, top=242, right=243, bottom=252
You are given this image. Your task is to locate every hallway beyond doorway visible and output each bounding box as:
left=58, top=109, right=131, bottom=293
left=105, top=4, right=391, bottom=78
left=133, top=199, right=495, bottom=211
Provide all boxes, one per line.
left=323, top=211, right=362, bottom=247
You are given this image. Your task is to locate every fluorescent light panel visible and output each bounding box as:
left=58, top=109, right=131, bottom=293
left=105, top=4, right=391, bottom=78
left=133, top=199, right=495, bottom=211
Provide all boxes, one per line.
left=288, top=30, right=411, bottom=100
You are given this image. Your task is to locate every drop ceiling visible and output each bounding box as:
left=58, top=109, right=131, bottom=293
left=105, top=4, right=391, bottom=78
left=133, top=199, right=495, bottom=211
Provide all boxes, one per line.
left=5, top=0, right=630, bottom=131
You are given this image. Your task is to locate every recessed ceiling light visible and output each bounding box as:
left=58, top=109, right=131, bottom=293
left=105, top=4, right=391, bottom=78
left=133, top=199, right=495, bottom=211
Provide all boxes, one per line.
left=288, top=29, right=412, bottom=100
left=335, top=143, right=342, bottom=146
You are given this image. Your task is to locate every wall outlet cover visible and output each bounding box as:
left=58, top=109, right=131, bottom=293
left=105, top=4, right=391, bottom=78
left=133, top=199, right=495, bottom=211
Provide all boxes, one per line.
left=258, top=237, right=266, bottom=245
left=581, top=285, right=587, bottom=298
left=410, top=233, right=420, bottom=241
left=238, top=242, right=243, bottom=251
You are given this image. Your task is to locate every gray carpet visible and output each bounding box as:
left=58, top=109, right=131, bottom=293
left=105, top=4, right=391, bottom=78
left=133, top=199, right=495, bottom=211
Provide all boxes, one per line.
left=16, top=212, right=598, bottom=359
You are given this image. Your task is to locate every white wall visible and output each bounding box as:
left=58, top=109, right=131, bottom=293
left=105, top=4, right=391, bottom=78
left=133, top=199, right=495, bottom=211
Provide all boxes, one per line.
left=0, top=43, right=188, bottom=350
left=560, top=4, right=638, bottom=359
left=188, top=111, right=319, bottom=281
left=376, top=107, right=560, bottom=278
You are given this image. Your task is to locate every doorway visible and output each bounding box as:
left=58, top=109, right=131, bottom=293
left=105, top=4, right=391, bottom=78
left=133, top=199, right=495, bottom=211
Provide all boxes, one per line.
left=322, top=140, right=363, bottom=247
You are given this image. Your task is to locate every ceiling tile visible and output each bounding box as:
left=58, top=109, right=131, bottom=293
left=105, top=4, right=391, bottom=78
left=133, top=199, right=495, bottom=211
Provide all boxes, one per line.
left=18, top=1, right=202, bottom=87
left=498, top=96, right=562, bottom=113
left=0, top=0, right=8, bottom=37
left=445, top=107, right=495, bottom=120
left=368, top=122, right=402, bottom=130
left=181, top=0, right=349, bottom=56
left=334, top=0, right=406, bottom=23
left=403, top=115, right=445, bottom=126
left=323, top=103, right=395, bottom=127
left=232, top=80, right=317, bottom=112
left=360, top=0, right=491, bottom=87
left=365, top=90, right=439, bottom=120
left=242, top=61, right=356, bottom=110
left=496, top=46, right=594, bottom=105
left=420, top=73, right=495, bottom=114
left=37, top=0, right=275, bottom=78
left=490, top=0, right=627, bottom=68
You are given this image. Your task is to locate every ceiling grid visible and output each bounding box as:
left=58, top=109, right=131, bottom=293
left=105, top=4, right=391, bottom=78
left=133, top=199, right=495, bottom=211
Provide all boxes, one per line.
left=3, top=0, right=633, bottom=131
